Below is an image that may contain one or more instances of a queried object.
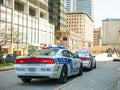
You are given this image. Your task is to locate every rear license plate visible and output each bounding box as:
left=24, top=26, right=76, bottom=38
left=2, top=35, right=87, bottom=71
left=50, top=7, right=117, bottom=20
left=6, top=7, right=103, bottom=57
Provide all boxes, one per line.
left=28, top=67, right=36, bottom=72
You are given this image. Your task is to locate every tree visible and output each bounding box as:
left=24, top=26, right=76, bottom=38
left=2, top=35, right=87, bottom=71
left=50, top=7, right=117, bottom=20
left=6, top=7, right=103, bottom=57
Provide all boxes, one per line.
left=0, top=27, right=11, bottom=55
left=0, top=27, right=23, bottom=55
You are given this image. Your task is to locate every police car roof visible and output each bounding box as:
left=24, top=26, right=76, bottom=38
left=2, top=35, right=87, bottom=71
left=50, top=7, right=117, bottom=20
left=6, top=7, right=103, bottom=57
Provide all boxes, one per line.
left=79, top=49, right=89, bottom=52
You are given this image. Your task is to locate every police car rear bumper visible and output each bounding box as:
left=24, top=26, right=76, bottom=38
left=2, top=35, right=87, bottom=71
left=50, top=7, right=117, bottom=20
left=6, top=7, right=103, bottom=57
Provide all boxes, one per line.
left=82, top=61, right=91, bottom=68
left=14, top=64, right=62, bottom=79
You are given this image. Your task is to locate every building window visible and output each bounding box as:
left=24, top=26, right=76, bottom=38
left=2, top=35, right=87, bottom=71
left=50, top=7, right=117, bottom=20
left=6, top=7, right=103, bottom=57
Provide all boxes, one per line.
left=57, top=16, right=60, bottom=19
left=0, top=0, right=9, bottom=6
left=14, top=1, right=24, bottom=12
left=0, top=0, right=3, bottom=4
left=40, top=12, right=44, bottom=18
left=29, top=8, right=35, bottom=16
left=29, top=16, right=39, bottom=44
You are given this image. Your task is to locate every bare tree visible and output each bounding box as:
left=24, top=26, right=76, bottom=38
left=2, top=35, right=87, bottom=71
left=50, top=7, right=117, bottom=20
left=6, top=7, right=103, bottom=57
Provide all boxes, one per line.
left=0, top=28, right=23, bottom=55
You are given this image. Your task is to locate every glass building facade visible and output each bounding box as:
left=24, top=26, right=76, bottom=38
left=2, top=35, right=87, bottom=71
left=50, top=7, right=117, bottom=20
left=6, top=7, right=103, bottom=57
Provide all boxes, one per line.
left=65, top=0, right=94, bottom=20
left=0, top=0, right=54, bottom=56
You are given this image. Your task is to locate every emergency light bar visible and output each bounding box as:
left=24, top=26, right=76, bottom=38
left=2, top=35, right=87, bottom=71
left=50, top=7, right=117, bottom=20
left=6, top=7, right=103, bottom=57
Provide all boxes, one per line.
left=49, top=45, right=65, bottom=49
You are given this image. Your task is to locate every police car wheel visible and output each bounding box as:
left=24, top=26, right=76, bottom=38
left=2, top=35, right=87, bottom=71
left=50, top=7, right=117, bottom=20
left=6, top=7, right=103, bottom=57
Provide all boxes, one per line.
left=77, top=63, right=83, bottom=76
left=21, top=78, right=31, bottom=83
left=58, top=66, right=68, bottom=83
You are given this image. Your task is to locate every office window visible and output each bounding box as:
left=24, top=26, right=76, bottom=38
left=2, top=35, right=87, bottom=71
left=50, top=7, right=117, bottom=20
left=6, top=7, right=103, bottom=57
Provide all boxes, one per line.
left=19, top=13, right=22, bottom=25
left=0, top=0, right=3, bottom=4
left=6, top=8, right=12, bottom=22
left=14, top=1, right=24, bottom=12
left=0, top=6, right=6, bottom=21
left=22, top=27, right=27, bottom=43
left=23, top=14, right=27, bottom=26
left=29, top=8, right=35, bottom=16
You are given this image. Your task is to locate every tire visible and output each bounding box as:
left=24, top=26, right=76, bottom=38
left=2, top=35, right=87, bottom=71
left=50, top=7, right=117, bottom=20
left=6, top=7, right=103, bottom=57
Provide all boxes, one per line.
left=21, top=78, right=31, bottom=83
left=77, top=63, right=83, bottom=76
left=58, top=65, right=68, bottom=83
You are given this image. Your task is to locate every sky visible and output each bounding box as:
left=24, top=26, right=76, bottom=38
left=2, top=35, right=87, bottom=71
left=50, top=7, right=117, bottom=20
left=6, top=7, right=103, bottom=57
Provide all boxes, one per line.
left=94, top=0, right=120, bottom=28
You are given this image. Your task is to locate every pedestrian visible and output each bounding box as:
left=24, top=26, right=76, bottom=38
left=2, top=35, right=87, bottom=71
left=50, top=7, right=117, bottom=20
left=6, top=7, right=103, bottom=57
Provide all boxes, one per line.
left=43, top=44, right=49, bottom=49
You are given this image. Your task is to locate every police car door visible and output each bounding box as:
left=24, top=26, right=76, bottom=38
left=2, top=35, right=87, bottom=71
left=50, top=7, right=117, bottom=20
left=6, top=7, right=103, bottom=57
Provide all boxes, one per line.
left=67, top=51, right=79, bottom=69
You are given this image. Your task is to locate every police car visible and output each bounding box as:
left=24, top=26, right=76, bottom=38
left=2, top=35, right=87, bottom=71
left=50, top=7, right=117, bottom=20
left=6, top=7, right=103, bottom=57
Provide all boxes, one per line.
left=14, top=46, right=83, bottom=83
left=76, top=50, right=96, bottom=70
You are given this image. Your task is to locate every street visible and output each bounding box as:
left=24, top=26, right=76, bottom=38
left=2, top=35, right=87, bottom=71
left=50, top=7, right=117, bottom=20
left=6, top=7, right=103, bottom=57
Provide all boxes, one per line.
left=0, top=53, right=120, bottom=90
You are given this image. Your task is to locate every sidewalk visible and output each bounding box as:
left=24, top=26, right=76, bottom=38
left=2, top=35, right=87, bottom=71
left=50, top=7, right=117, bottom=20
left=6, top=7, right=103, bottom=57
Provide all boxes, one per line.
left=0, top=65, right=14, bottom=71
left=95, top=53, right=113, bottom=61
left=0, top=56, right=24, bottom=72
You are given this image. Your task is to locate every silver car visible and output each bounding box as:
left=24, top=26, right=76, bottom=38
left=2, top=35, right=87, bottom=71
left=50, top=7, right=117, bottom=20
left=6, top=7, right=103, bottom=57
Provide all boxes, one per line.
left=76, top=50, right=96, bottom=70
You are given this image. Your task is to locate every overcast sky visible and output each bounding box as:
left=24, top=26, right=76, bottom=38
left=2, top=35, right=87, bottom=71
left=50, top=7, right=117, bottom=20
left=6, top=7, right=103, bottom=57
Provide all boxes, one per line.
left=94, top=0, right=120, bottom=28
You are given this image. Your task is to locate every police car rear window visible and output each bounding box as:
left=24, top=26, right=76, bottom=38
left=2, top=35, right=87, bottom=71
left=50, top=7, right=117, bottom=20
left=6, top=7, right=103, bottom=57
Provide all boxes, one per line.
left=29, top=49, right=59, bottom=56
left=78, top=52, right=88, bottom=57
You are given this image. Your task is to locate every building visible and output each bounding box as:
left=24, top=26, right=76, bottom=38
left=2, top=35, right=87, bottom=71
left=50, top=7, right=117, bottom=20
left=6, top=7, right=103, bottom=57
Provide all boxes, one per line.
left=94, top=28, right=102, bottom=46
left=67, top=12, right=94, bottom=49
left=65, top=31, right=81, bottom=52
left=102, top=18, right=120, bottom=47
left=0, top=0, right=54, bottom=56
left=65, top=0, right=94, bottom=19
left=48, top=0, right=67, bottom=46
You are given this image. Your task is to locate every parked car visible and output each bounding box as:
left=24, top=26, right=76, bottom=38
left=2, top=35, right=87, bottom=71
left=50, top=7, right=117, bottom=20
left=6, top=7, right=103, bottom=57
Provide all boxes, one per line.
left=14, top=46, right=83, bottom=83
left=5, top=54, right=16, bottom=63
left=76, top=50, right=96, bottom=70
left=0, top=54, right=4, bottom=64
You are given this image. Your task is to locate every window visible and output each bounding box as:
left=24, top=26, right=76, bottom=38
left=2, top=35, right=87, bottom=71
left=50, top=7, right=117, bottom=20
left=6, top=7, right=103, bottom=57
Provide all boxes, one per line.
left=29, top=8, right=35, bottom=16
left=62, top=50, right=69, bottom=57
left=6, top=8, right=12, bottom=22
left=19, top=13, right=22, bottom=25
left=1, top=6, right=6, bottom=21
left=0, top=0, right=3, bottom=4
left=67, top=51, right=74, bottom=58
left=57, top=16, right=60, bottom=19
left=57, top=22, right=60, bottom=26
left=40, top=12, right=44, bottom=18
left=14, top=1, right=24, bottom=12
left=30, top=49, right=59, bottom=56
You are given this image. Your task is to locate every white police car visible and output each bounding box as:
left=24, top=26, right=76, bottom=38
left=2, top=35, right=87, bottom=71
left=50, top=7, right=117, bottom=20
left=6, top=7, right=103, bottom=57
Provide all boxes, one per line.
left=76, top=50, right=96, bottom=70
left=14, top=46, right=83, bottom=83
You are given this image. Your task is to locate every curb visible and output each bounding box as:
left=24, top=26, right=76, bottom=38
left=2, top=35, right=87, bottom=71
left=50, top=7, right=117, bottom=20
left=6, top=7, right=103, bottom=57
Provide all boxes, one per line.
left=113, top=58, right=120, bottom=61
left=0, top=67, right=14, bottom=71
left=54, top=72, right=91, bottom=90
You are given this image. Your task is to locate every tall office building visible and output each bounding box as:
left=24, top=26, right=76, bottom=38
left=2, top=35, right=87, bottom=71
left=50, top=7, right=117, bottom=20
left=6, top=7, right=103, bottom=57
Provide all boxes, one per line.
left=49, top=0, right=67, bottom=46
left=65, top=0, right=94, bottom=19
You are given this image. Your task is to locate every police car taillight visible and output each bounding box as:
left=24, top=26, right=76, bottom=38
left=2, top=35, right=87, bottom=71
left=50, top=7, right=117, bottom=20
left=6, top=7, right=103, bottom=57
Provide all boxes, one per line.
left=80, top=57, right=89, bottom=61
left=15, top=58, right=55, bottom=64
left=41, top=59, right=54, bottom=64
left=16, top=59, right=25, bottom=64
